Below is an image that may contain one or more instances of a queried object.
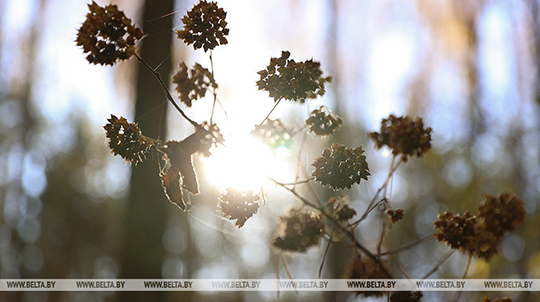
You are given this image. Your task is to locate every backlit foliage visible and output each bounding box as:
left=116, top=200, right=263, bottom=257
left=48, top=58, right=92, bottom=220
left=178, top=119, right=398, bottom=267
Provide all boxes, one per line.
left=77, top=1, right=530, bottom=298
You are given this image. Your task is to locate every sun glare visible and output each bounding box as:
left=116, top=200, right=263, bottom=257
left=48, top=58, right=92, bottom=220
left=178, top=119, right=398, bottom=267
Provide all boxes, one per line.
left=202, top=134, right=293, bottom=192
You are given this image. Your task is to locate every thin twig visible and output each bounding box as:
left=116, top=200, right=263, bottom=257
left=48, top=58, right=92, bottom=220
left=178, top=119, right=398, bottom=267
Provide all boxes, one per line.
left=280, top=253, right=298, bottom=293
left=271, top=177, right=393, bottom=278
left=422, top=250, right=455, bottom=279
left=293, top=132, right=309, bottom=190
left=378, top=234, right=436, bottom=256
left=377, top=213, right=387, bottom=256
left=352, top=157, right=404, bottom=227
left=209, top=50, right=218, bottom=124
left=279, top=178, right=314, bottom=186
left=258, top=99, right=282, bottom=127
left=134, top=53, right=199, bottom=129
left=319, top=226, right=334, bottom=278
left=452, top=255, right=473, bottom=302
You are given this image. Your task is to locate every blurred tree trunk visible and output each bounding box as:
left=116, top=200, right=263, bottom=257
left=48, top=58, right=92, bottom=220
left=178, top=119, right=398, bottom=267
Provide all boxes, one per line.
left=119, top=0, right=176, bottom=301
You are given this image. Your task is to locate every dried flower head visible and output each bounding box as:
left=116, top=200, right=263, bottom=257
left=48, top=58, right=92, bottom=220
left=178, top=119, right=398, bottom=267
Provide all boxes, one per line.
left=390, top=291, right=424, bottom=302
left=306, top=106, right=342, bottom=137
left=272, top=208, right=324, bottom=253
left=434, top=193, right=526, bottom=260
left=103, top=115, right=154, bottom=165
left=251, top=119, right=293, bottom=150
left=387, top=208, right=405, bottom=223
left=328, top=196, right=357, bottom=221
left=483, top=297, right=513, bottom=302
left=76, top=1, right=144, bottom=66
left=369, top=114, right=432, bottom=161
left=218, top=188, right=261, bottom=228
left=311, top=143, right=370, bottom=190
left=434, top=211, right=477, bottom=252
left=477, top=193, right=526, bottom=238
left=257, top=51, right=331, bottom=103
left=172, top=62, right=216, bottom=107
left=343, top=255, right=390, bottom=297
left=176, top=1, right=229, bottom=51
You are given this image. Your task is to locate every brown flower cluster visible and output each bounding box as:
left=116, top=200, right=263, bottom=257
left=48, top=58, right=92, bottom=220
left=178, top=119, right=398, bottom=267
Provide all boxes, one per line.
left=311, top=143, right=370, bottom=190
left=251, top=119, right=293, bottom=150
left=176, top=1, right=229, bottom=51
left=434, top=211, right=477, bottom=252
left=369, top=114, right=432, bottom=161
left=76, top=1, right=144, bottom=66
left=434, top=193, right=526, bottom=259
left=306, top=106, right=342, bottom=137
left=272, top=208, right=324, bottom=253
left=483, top=297, right=513, bottom=302
left=343, top=255, right=390, bottom=298
left=218, top=188, right=261, bottom=228
left=328, top=196, right=357, bottom=221
left=172, top=62, right=216, bottom=107
left=387, top=208, right=405, bottom=223
left=103, top=115, right=154, bottom=165
left=256, top=51, right=331, bottom=103
left=390, top=291, right=423, bottom=302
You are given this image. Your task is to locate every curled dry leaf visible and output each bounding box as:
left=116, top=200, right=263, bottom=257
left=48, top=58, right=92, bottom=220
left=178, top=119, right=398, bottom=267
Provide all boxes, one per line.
left=158, top=123, right=223, bottom=211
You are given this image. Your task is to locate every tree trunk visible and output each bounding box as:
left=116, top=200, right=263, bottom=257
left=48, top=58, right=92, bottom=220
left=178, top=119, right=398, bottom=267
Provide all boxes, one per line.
left=120, top=0, right=176, bottom=301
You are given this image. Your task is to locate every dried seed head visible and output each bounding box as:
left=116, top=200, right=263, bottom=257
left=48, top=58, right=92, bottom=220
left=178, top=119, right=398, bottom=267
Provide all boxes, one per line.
left=257, top=51, right=331, bottom=103
left=76, top=1, right=144, bottom=66
left=103, top=115, right=154, bottom=165
left=218, top=188, right=261, bottom=228
left=328, top=196, right=357, bottom=221
left=311, top=143, right=370, bottom=190
left=369, top=114, right=432, bottom=161
left=343, top=255, right=390, bottom=297
left=172, top=62, right=216, bottom=107
left=387, top=208, right=405, bottom=223
left=434, top=193, right=526, bottom=260
left=272, top=208, right=324, bottom=253
left=306, top=106, right=342, bottom=137
left=176, top=1, right=229, bottom=51
left=434, top=211, right=477, bottom=253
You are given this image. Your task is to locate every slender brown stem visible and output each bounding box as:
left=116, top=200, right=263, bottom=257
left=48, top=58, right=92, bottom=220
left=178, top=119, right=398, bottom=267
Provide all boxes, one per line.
left=279, top=178, right=314, bottom=186
left=319, top=226, right=334, bottom=278
left=422, top=250, right=455, bottom=279
left=135, top=53, right=200, bottom=129
left=258, top=99, right=282, bottom=127
left=352, top=156, right=404, bottom=227
left=377, top=213, right=387, bottom=256
left=209, top=50, right=218, bottom=124
left=378, top=234, right=436, bottom=256
left=270, top=177, right=393, bottom=278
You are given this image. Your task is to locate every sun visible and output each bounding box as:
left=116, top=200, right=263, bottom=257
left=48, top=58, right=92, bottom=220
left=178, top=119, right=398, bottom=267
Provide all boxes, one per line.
left=201, top=133, right=293, bottom=192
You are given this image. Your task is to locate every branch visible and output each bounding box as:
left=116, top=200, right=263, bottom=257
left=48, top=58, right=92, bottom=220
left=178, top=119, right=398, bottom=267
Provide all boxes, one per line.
left=135, top=53, right=200, bottom=129
left=352, top=156, right=404, bottom=227
left=378, top=234, right=436, bottom=256
left=270, top=177, right=394, bottom=278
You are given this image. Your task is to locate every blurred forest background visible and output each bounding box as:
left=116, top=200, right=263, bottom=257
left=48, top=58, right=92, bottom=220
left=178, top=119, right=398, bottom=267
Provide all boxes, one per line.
left=1, top=0, right=540, bottom=301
